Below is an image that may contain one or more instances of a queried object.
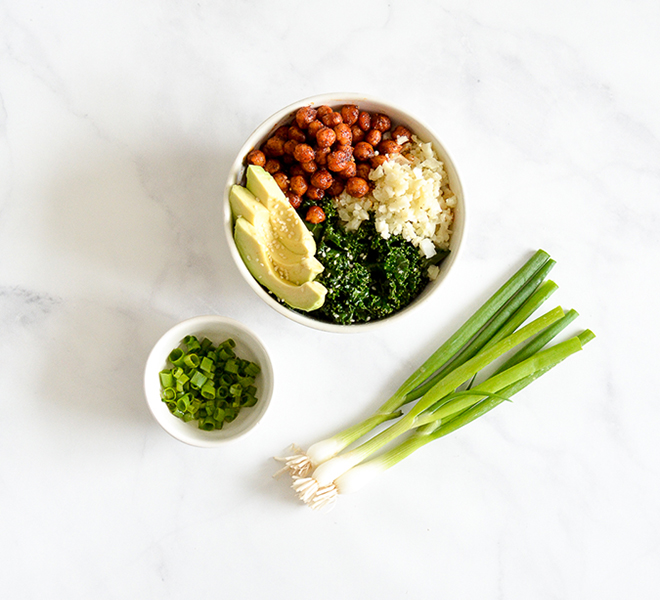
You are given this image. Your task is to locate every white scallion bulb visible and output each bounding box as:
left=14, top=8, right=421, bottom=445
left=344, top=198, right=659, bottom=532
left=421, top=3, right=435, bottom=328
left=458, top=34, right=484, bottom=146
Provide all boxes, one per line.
left=312, top=454, right=360, bottom=487
left=306, top=437, right=345, bottom=467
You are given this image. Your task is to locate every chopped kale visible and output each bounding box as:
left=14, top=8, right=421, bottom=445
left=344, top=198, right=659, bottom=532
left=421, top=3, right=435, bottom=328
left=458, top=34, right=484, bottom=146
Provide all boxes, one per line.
left=301, top=199, right=446, bottom=325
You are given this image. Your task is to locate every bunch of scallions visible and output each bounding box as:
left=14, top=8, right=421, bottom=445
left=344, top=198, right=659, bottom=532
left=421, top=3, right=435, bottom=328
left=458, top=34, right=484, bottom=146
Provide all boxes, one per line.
left=275, top=249, right=595, bottom=510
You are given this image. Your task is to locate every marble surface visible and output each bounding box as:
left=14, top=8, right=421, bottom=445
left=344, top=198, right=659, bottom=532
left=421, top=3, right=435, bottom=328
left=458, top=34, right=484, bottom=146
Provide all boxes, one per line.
left=1, top=1, right=658, bottom=598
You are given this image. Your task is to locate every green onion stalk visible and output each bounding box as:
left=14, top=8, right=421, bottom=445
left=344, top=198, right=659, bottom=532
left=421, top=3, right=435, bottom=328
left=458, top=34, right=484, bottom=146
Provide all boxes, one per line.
left=298, top=328, right=595, bottom=511
left=333, top=330, right=595, bottom=500
left=276, top=250, right=555, bottom=477
left=292, top=306, right=568, bottom=506
left=274, top=250, right=595, bottom=510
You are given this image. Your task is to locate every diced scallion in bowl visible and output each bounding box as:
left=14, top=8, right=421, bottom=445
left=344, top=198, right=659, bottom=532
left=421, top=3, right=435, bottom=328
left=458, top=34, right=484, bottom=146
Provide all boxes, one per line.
left=159, top=335, right=260, bottom=430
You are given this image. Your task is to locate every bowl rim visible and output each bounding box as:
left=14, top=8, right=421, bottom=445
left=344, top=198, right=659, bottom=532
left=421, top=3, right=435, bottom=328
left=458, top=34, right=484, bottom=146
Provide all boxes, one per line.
left=223, top=92, right=467, bottom=333
left=143, top=315, right=274, bottom=447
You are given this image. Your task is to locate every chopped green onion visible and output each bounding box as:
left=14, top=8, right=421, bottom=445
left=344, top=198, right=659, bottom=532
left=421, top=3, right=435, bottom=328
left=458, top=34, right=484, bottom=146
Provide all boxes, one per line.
left=168, top=348, right=186, bottom=367
left=245, top=363, right=261, bottom=377
left=201, top=382, right=216, bottom=400
left=183, top=335, right=201, bottom=351
left=219, top=348, right=234, bottom=361
left=243, top=394, right=258, bottom=407
left=184, top=353, right=200, bottom=369
left=176, top=395, right=191, bottom=412
left=200, top=356, right=214, bottom=374
left=158, top=335, right=262, bottom=431
left=159, top=371, right=174, bottom=388
left=190, top=370, right=208, bottom=389
left=225, top=359, right=239, bottom=374
left=162, top=387, right=176, bottom=401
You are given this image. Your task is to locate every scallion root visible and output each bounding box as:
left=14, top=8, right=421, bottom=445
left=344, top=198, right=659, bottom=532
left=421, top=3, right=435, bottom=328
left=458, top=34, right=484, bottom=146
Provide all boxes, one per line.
left=273, top=445, right=313, bottom=478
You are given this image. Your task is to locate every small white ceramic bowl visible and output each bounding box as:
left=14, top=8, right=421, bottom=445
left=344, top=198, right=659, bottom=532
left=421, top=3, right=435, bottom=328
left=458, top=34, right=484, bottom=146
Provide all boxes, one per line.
left=223, top=92, right=466, bottom=333
left=144, top=315, right=274, bottom=447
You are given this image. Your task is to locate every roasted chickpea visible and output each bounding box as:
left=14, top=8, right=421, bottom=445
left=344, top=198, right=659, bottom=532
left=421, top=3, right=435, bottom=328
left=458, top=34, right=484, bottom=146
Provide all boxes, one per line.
left=326, top=150, right=351, bottom=172
left=246, top=149, right=266, bottom=167
left=365, top=129, right=382, bottom=146
left=264, top=159, right=281, bottom=174
left=327, top=178, right=345, bottom=197
left=306, top=205, right=326, bottom=223
left=288, top=125, right=306, bottom=143
left=306, top=187, right=324, bottom=201
left=311, top=168, right=333, bottom=190
left=307, top=119, right=324, bottom=139
left=346, top=177, right=369, bottom=198
left=316, top=126, right=337, bottom=148
left=378, top=139, right=402, bottom=156
left=272, top=172, right=289, bottom=192
left=339, top=160, right=357, bottom=179
left=246, top=103, right=419, bottom=210
left=283, top=139, right=298, bottom=156
left=316, top=105, right=332, bottom=118
left=341, top=104, right=359, bottom=126
left=295, top=106, right=317, bottom=129
left=371, top=113, right=391, bottom=132
left=286, top=192, right=302, bottom=209
left=356, top=162, right=371, bottom=180
left=300, top=160, right=318, bottom=174
left=391, top=125, right=412, bottom=143
left=321, top=111, right=343, bottom=127
left=290, top=174, right=308, bottom=196
left=315, top=146, right=331, bottom=167
left=263, top=136, right=285, bottom=157
left=334, top=123, right=352, bottom=146
left=351, top=125, right=365, bottom=143
left=353, top=141, right=375, bottom=161
left=293, top=143, right=315, bottom=163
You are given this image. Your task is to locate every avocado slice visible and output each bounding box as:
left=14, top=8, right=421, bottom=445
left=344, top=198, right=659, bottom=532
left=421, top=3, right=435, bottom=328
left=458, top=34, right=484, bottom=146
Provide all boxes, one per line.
left=234, top=217, right=326, bottom=311
left=230, top=184, right=324, bottom=285
left=245, top=166, right=316, bottom=256
left=229, top=184, right=267, bottom=225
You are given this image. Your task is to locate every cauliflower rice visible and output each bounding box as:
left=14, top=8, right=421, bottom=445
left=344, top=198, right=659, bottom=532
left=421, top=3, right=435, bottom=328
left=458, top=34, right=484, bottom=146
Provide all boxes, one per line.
left=334, top=135, right=456, bottom=265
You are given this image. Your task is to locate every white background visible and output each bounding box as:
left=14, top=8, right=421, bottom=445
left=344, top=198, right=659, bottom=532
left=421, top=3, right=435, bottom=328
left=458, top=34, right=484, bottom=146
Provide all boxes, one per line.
left=1, top=1, right=658, bottom=598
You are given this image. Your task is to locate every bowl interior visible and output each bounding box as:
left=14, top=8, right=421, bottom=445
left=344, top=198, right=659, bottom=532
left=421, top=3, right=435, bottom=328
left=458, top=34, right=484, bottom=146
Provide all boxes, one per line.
left=144, top=316, right=274, bottom=447
left=223, top=92, right=466, bottom=333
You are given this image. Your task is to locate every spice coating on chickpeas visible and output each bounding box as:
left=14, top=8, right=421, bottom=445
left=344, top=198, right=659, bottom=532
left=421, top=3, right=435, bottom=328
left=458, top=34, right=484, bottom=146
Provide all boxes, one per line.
left=244, top=102, right=408, bottom=223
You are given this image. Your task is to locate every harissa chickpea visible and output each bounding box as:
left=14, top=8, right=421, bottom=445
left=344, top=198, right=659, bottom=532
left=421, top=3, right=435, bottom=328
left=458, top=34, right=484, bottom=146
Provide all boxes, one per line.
left=246, top=102, right=409, bottom=223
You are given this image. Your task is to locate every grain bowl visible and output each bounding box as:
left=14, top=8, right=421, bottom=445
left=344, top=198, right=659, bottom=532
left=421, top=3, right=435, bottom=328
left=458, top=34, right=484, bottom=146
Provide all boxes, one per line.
left=223, top=93, right=466, bottom=333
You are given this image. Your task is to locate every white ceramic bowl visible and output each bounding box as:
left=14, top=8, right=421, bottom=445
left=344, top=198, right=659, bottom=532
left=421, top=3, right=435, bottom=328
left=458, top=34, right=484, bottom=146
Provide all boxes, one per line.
left=223, top=92, right=466, bottom=333
left=144, top=315, right=274, bottom=447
